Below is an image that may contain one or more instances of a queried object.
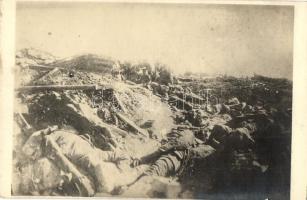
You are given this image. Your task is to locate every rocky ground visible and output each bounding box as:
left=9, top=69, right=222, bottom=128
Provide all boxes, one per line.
left=13, top=48, right=292, bottom=199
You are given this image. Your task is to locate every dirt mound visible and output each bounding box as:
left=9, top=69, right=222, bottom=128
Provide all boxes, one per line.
left=13, top=49, right=292, bottom=198
left=15, top=48, right=57, bottom=85
left=112, top=82, right=175, bottom=139
left=50, top=54, right=119, bottom=73
left=34, top=70, right=113, bottom=86
left=16, top=48, right=57, bottom=66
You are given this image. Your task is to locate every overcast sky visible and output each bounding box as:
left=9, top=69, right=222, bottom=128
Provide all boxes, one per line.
left=16, top=2, right=294, bottom=79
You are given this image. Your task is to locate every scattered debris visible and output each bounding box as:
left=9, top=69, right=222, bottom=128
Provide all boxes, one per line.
left=115, top=112, right=148, bottom=137
left=13, top=49, right=292, bottom=199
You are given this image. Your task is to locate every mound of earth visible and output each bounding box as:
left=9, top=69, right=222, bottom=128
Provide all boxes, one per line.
left=16, top=48, right=57, bottom=67
left=50, top=54, right=120, bottom=73
left=14, top=49, right=292, bottom=198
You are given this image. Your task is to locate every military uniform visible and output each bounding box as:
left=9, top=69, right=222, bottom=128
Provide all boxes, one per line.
left=140, top=130, right=215, bottom=178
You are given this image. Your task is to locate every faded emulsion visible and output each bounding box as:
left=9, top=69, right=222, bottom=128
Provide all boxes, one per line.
left=12, top=2, right=293, bottom=199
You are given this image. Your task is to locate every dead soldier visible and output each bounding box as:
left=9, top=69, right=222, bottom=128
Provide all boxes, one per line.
left=115, top=129, right=216, bottom=193
left=205, top=110, right=285, bottom=195
left=19, top=127, right=146, bottom=196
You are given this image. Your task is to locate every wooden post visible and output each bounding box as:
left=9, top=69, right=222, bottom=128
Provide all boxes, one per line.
left=16, top=84, right=100, bottom=92
left=28, top=64, right=59, bottom=70
left=115, top=112, right=148, bottom=137
left=35, top=67, right=60, bottom=83
left=113, top=92, right=127, bottom=113
left=206, top=89, right=209, bottom=106
left=45, top=135, right=95, bottom=196
left=17, top=112, right=31, bottom=130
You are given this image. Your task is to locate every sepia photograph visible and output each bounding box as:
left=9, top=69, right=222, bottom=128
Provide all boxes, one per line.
left=11, top=1, right=294, bottom=199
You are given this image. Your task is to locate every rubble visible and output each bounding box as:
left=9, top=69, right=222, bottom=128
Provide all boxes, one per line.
left=13, top=49, right=292, bottom=199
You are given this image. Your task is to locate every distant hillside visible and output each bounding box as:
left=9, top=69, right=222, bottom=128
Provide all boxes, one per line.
left=16, top=48, right=57, bottom=67
left=50, top=54, right=119, bottom=73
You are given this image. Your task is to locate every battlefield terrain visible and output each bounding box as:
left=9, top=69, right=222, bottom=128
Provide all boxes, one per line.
left=13, top=48, right=292, bottom=199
